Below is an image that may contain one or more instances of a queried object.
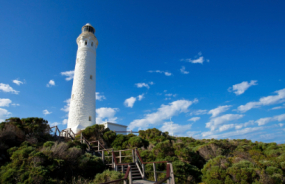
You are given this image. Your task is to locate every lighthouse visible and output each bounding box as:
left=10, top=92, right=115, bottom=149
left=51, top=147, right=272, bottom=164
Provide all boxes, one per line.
left=67, top=23, right=98, bottom=133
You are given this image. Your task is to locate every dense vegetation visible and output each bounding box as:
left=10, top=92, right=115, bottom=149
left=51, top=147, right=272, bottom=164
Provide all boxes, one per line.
left=1, top=117, right=285, bottom=183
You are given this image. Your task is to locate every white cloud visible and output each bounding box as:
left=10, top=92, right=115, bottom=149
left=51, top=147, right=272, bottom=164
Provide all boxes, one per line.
left=43, top=109, right=52, bottom=115
left=61, top=99, right=70, bottom=112
left=124, top=97, right=136, bottom=108
left=235, top=120, right=255, bottom=129
left=255, top=113, right=285, bottom=126
left=12, top=79, right=24, bottom=85
left=160, top=122, right=192, bottom=135
left=202, top=127, right=264, bottom=138
left=206, top=114, right=244, bottom=131
left=180, top=66, right=189, bottom=74
left=188, top=117, right=200, bottom=122
left=96, top=92, right=106, bottom=101
left=0, top=83, right=19, bottom=94
left=138, top=94, right=144, bottom=101
left=135, top=83, right=151, bottom=89
left=165, top=93, right=177, bottom=97
left=96, top=107, right=119, bottom=124
left=46, top=80, right=55, bottom=87
left=181, top=53, right=209, bottom=64
left=219, top=124, right=235, bottom=132
left=11, top=103, right=20, bottom=106
left=0, top=108, right=11, bottom=123
left=49, top=122, right=60, bottom=127
left=148, top=70, right=172, bottom=76
left=129, top=99, right=198, bottom=130
left=208, top=105, right=231, bottom=118
left=61, top=70, right=74, bottom=81
left=271, top=104, right=285, bottom=110
left=190, top=109, right=208, bottom=116
left=238, top=88, right=285, bottom=112
left=0, top=99, right=12, bottom=107
left=279, top=123, right=283, bottom=127
left=62, top=119, right=68, bottom=125
left=228, top=80, right=257, bottom=95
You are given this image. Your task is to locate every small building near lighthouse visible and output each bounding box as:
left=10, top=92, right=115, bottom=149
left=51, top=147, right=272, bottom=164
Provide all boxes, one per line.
left=102, top=122, right=128, bottom=135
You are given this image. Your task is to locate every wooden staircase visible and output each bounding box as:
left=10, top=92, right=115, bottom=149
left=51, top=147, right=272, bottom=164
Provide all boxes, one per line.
left=118, top=163, right=142, bottom=181
left=49, top=126, right=175, bottom=184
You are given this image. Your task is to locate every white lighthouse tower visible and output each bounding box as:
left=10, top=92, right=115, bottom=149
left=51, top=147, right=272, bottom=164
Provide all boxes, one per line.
left=67, top=23, right=98, bottom=133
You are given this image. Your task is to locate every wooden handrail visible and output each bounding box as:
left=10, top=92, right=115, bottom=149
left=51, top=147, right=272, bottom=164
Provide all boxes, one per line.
left=100, top=165, right=131, bottom=184
left=112, top=151, right=131, bottom=166
left=154, top=164, right=170, bottom=184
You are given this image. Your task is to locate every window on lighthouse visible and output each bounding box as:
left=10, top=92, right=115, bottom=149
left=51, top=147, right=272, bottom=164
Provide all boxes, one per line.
left=85, top=41, right=87, bottom=45
left=90, top=75, right=93, bottom=80
left=89, top=116, right=91, bottom=121
left=91, top=42, right=93, bottom=46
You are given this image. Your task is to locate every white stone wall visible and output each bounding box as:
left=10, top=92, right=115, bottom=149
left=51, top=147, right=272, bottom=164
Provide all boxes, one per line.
left=67, top=30, right=98, bottom=133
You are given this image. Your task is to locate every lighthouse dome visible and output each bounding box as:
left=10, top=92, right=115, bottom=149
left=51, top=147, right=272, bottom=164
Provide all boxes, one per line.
left=82, top=23, right=95, bottom=34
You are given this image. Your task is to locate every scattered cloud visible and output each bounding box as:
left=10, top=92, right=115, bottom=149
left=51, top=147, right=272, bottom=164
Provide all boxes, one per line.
left=0, top=108, right=11, bottom=123
left=49, top=122, right=60, bottom=127
left=165, top=93, right=177, bottom=97
left=180, top=66, right=189, bottom=74
left=255, top=113, right=285, bottom=126
left=61, top=99, right=70, bottom=112
left=202, top=126, right=264, bottom=139
left=0, top=83, right=19, bottom=94
left=235, top=120, right=255, bottom=130
left=180, top=52, right=209, bottom=64
left=43, top=109, right=52, bottom=115
left=62, top=119, right=68, bottom=125
left=148, top=70, right=172, bottom=76
left=188, top=117, right=200, bottom=122
left=12, top=79, right=24, bottom=85
left=238, top=88, right=285, bottom=112
left=11, top=103, right=20, bottom=106
left=190, top=109, right=208, bottom=116
left=160, top=122, right=192, bottom=136
left=124, top=97, right=136, bottom=108
left=129, top=99, right=198, bottom=130
left=206, top=114, right=244, bottom=131
left=61, top=70, right=74, bottom=81
left=137, top=94, right=144, bottom=101
left=0, top=98, right=12, bottom=107
left=219, top=124, right=235, bottom=132
left=228, top=80, right=257, bottom=95
left=271, top=104, right=285, bottom=110
left=208, top=105, right=232, bottom=118
left=96, top=107, right=119, bottom=124
left=46, top=80, right=55, bottom=87
left=135, top=82, right=154, bottom=89
left=96, top=92, right=106, bottom=101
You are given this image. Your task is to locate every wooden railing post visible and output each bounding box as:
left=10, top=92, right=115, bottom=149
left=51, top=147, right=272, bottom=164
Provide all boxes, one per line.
left=170, top=163, right=175, bottom=184
left=111, top=149, right=114, bottom=169
left=102, top=150, right=105, bottom=164
left=119, top=150, right=122, bottom=163
left=153, top=163, right=157, bottom=182
left=132, top=149, right=135, bottom=162
left=98, top=141, right=100, bottom=151
left=129, top=166, right=133, bottom=184
left=142, top=163, right=145, bottom=179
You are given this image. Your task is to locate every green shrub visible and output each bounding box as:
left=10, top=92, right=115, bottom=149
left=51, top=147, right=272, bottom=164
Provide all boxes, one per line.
left=92, top=170, right=124, bottom=184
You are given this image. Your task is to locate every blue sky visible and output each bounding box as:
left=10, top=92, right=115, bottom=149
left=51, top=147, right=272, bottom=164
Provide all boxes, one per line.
left=0, top=0, right=285, bottom=143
